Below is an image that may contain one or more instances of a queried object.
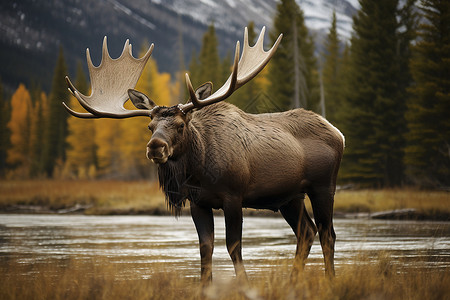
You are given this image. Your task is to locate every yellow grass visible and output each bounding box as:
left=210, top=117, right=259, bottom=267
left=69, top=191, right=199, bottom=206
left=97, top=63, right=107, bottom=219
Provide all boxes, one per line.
left=0, top=180, right=166, bottom=214
left=0, top=180, right=449, bottom=218
left=333, top=189, right=450, bottom=218
left=0, top=254, right=448, bottom=300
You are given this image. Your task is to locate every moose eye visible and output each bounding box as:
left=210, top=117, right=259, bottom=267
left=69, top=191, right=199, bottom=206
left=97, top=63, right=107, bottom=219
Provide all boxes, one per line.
left=177, top=123, right=185, bottom=133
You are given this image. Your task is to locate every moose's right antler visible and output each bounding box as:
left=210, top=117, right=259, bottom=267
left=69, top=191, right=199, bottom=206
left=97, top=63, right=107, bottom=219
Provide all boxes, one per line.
left=178, top=26, right=282, bottom=114
left=63, top=37, right=154, bottom=119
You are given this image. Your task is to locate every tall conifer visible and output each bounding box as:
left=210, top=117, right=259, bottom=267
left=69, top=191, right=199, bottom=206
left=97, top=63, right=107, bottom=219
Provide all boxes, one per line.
left=340, top=0, right=411, bottom=187
left=29, top=86, right=48, bottom=177
left=268, top=0, right=318, bottom=111
left=322, top=11, right=341, bottom=125
left=0, top=79, right=9, bottom=176
left=198, top=24, right=221, bottom=87
left=405, top=0, right=450, bottom=187
left=42, top=46, right=69, bottom=177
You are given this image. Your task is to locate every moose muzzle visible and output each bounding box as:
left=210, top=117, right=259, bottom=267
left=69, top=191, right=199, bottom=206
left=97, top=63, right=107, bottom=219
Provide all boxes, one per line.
left=147, top=137, right=170, bottom=164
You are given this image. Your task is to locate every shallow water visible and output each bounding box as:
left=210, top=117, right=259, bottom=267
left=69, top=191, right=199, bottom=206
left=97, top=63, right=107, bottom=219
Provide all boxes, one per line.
left=0, top=214, right=449, bottom=279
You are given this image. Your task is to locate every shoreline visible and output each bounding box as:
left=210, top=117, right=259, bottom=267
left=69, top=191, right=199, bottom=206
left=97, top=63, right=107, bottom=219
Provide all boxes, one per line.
left=1, top=204, right=449, bottom=221
left=1, top=180, right=449, bottom=221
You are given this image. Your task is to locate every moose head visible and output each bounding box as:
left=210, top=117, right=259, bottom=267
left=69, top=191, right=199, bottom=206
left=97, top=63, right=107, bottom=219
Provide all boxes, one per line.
left=63, top=27, right=282, bottom=165
left=127, top=83, right=212, bottom=164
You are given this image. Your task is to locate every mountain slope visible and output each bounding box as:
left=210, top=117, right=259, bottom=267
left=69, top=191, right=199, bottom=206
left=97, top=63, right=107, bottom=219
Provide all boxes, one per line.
left=0, top=0, right=358, bottom=94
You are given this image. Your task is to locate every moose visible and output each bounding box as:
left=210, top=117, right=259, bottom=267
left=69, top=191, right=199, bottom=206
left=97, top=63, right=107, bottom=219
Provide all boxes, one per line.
left=63, top=27, right=345, bottom=282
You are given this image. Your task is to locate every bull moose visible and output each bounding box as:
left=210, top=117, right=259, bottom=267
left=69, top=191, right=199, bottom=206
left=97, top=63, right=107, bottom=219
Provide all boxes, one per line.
left=63, top=27, right=345, bottom=281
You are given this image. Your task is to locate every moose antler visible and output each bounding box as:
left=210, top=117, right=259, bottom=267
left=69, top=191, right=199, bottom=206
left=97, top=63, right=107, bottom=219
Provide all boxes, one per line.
left=63, top=37, right=154, bottom=118
left=63, top=27, right=282, bottom=118
left=178, top=26, right=283, bottom=113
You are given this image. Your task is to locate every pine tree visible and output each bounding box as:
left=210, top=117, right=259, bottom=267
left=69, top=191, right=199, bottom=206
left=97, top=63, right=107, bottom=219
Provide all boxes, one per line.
left=340, top=0, right=412, bottom=187
left=188, top=50, right=200, bottom=91
left=42, top=46, right=70, bottom=177
left=268, top=0, right=319, bottom=111
left=7, top=84, right=33, bottom=175
left=405, top=0, right=450, bottom=187
left=188, top=24, right=222, bottom=90
left=29, top=86, right=48, bottom=177
left=332, top=42, right=351, bottom=144
left=198, top=24, right=221, bottom=86
left=322, top=11, right=342, bottom=124
left=0, top=79, right=9, bottom=177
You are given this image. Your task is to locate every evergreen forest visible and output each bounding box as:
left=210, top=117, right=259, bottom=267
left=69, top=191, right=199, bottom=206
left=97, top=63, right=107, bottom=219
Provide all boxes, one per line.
left=0, top=0, right=448, bottom=188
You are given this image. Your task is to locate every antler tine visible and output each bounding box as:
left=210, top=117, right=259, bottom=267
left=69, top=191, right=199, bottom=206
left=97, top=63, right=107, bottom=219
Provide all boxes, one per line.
left=186, top=41, right=240, bottom=110
left=179, top=27, right=282, bottom=114
left=62, top=37, right=155, bottom=119
left=63, top=76, right=98, bottom=118
left=62, top=102, right=98, bottom=119
left=102, top=36, right=110, bottom=64
left=238, top=26, right=283, bottom=86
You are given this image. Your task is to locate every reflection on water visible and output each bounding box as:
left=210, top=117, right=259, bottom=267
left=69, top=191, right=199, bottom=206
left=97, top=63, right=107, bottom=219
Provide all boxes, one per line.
left=0, top=214, right=449, bottom=279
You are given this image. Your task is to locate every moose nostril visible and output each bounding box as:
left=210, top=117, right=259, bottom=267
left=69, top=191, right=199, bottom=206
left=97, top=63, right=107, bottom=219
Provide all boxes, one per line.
left=149, top=138, right=167, bottom=150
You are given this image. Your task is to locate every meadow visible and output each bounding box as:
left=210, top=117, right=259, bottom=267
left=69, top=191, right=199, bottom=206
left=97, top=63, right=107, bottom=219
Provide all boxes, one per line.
left=0, top=180, right=449, bottom=219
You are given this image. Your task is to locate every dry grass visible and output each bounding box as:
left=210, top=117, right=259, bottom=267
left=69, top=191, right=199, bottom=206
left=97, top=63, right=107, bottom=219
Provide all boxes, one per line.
left=333, top=189, right=450, bottom=218
left=0, top=180, right=449, bottom=218
left=0, top=180, right=167, bottom=215
left=0, top=254, right=448, bottom=300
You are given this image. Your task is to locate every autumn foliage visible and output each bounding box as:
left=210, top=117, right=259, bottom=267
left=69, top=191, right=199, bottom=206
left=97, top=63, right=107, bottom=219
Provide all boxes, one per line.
left=2, top=43, right=174, bottom=179
left=0, top=1, right=448, bottom=187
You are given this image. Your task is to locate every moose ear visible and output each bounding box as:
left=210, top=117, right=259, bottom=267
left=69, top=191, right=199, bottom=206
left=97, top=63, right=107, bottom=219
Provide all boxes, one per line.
left=195, top=82, right=213, bottom=100
left=128, top=89, right=156, bottom=110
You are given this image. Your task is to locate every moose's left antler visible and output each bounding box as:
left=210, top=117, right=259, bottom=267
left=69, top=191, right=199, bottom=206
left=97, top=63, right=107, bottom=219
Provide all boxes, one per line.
left=63, top=37, right=153, bottom=118
left=178, top=26, right=282, bottom=113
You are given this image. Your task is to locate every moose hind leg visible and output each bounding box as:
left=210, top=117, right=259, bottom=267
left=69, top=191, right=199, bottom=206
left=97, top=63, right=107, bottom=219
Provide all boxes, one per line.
left=308, top=186, right=336, bottom=277
left=280, top=196, right=317, bottom=273
left=191, top=202, right=214, bottom=283
left=223, top=198, right=247, bottom=281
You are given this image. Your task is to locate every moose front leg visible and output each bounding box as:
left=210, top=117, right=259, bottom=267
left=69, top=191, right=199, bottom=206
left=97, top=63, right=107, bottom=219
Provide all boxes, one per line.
left=191, top=202, right=214, bottom=283
left=223, top=197, right=247, bottom=281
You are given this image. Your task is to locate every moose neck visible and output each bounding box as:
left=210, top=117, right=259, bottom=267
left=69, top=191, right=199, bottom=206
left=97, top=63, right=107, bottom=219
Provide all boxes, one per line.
left=156, top=124, right=201, bottom=215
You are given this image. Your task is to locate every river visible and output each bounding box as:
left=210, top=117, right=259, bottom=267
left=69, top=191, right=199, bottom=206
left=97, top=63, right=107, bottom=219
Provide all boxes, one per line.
left=0, top=214, right=449, bottom=279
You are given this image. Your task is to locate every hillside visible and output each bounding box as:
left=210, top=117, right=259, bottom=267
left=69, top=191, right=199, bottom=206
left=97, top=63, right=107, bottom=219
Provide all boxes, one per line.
left=0, top=0, right=358, bottom=94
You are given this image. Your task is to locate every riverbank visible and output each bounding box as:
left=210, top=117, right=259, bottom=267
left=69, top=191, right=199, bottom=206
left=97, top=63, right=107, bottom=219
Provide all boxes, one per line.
left=0, top=180, right=449, bottom=220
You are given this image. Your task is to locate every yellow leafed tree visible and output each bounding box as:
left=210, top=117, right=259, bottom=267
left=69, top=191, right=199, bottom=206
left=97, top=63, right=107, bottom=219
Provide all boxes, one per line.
left=117, top=43, right=172, bottom=178
left=95, top=118, right=122, bottom=178
left=65, top=63, right=97, bottom=178
left=7, top=84, right=33, bottom=174
left=66, top=97, right=97, bottom=178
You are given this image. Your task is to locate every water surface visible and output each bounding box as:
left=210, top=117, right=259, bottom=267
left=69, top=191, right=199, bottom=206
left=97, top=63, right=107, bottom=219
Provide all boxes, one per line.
left=0, top=214, right=449, bottom=279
